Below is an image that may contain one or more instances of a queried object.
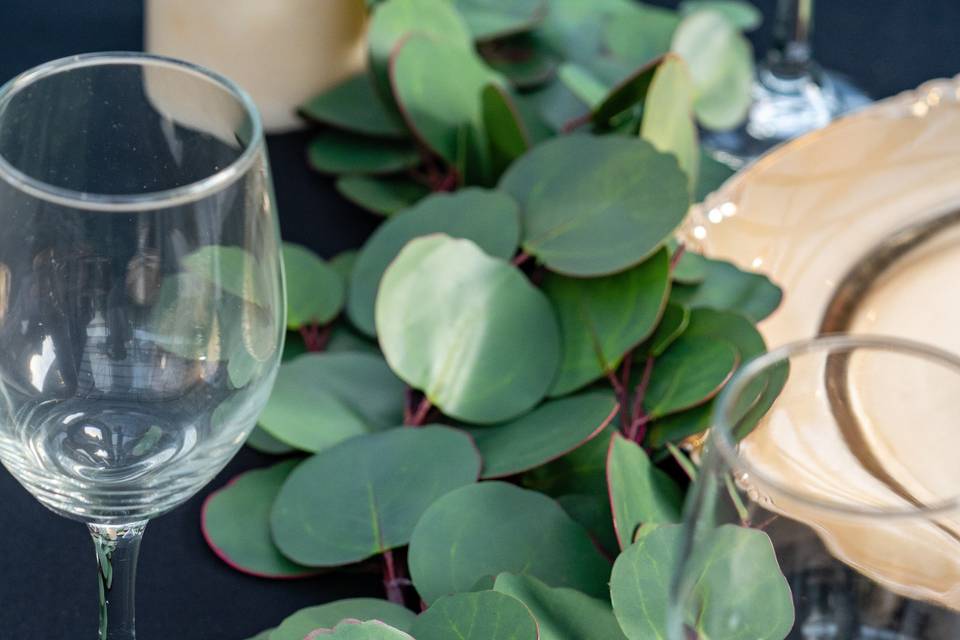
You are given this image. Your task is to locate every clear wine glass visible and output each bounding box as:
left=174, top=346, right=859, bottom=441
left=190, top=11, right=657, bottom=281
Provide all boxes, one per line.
left=704, top=0, right=873, bottom=168
left=668, top=335, right=960, bottom=639
left=0, top=53, right=284, bottom=638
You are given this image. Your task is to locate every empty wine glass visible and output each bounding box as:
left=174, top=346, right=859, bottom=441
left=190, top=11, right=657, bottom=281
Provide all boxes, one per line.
left=704, top=0, right=872, bottom=167
left=0, top=53, right=284, bottom=638
left=669, top=335, right=960, bottom=639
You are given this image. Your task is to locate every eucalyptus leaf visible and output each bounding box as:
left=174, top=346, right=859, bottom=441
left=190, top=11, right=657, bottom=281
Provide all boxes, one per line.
left=482, top=35, right=558, bottom=89
left=473, top=391, right=618, bottom=478
left=307, top=130, right=420, bottom=176
left=493, top=573, right=628, bottom=640
left=392, top=35, right=504, bottom=172
left=376, top=235, right=560, bottom=424
left=694, top=147, right=736, bottom=202
left=410, top=591, right=539, bottom=640
left=644, top=303, right=690, bottom=357
left=523, top=427, right=613, bottom=497
left=282, top=243, right=345, bottom=329
left=643, top=334, right=739, bottom=418
left=670, top=257, right=783, bottom=322
left=244, top=630, right=274, bottom=640
left=329, top=250, right=359, bottom=283
left=556, top=493, right=619, bottom=557
left=368, top=0, right=472, bottom=103
left=335, top=175, right=430, bottom=217
left=529, top=78, right=590, bottom=133
left=606, top=433, right=683, bottom=549
left=545, top=248, right=670, bottom=396
left=591, top=56, right=659, bottom=128
left=680, top=0, right=762, bottom=30
left=640, top=54, right=699, bottom=191
left=307, top=620, right=415, bottom=639
left=499, top=134, right=689, bottom=276
left=604, top=4, right=680, bottom=68
left=271, top=426, right=480, bottom=566
left=326, top=325, right=380, bottom=354
left=348, top=188, right=521, bottom=336
left=671, top=10, right=754, bottom=130
left=181, top=245, right=264, bottom=305
left=300, top=74, right=406, bottom=138
left=482, top=84, right=530, bottom=180
left=610, top=524, right=794, bottom=639
left=408, top=481, right=611, bottom=603
left=245, top=426, right=295, bottom=455
left=202, top=460, right=315, bottom=578
left=455, top=0, right=547, bottom=41
left=557, top=63, right=608, bottom=108
left=273, top=599, right=416, bottom=640
left=671, top=248, right=708, bottom=284
left=258, top=352, right=405, bottom=452
left=646, top=308, right=771, bottom=447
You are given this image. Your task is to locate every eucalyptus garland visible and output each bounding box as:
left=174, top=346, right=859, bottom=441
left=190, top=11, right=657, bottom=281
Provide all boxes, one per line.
left=200, top=0, right=796, bottom=638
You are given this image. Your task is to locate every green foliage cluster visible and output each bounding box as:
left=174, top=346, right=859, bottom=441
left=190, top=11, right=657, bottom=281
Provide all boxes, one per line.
left=200, top=0, right=798, bottom=638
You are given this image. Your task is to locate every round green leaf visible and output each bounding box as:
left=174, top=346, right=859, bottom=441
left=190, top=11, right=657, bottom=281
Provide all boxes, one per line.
left=330, top=250, right=359, bottom=283
left=392, top=36, right=503, bottom=169
left=544, top=248, right=670, bottom=396
left=349, top=189, right=521, bottom=336
left=482, top=35, right=558, bottom=90
left=557, top=63, right=608, bottom=108
left=611, top=524, right=794, bottom=639
left=604, top=5, right=680, bottom=69
left=274, top=599, right=416, bottom=640
left=473, top=391, right=618, bottom=479
left=308, top=130, right=420, bottom=176
left=671, top=10, right=754, bottom=131
left=202, top=461, right=315, bottom=578
left=679, top=0, right=762, bottom=31
left=300, top=74, right=406, bottom=138
left=327, top=325, right=381, bottom=355
left=244, top=630, right=274, bottom=640
left=181, top=245, right=265, bottom=305
left=671, top=247, right=708, bottom=284
left=245, top=426, right=295, bottom=455
left=408, top=481, right=611, bottom=603
left=556, top=493, right=619, bottom=558
left=454, top=0, right=547, bottom=41
left=411, top=591, right=539, bottom=640
left=259, top=352, right=405, bottom=452
left=376, top=235, right=560, bottom=424
left=493, top=573, right=627, bottom=640
left=644, top=303, right=690, bottom=357
left=669, top=257, right=783, bottom=322
left=640, top=54, right=699, bottom=190
left=643, top=334, right=739, bottom=418
left=499, top=135, right=689, bottom=276
left=283, top=243, right=345, bottom=329
left=606, top=433, right=682, bottom=549
left=336, top=175, right=430, bottom=217
left=523, top=428, right=613, bottom=497
left=307, top=620, right=415, bottom=639
left=368, top=0, right=472, bottom=103
left=590, top=56, right=659, bottom=128
left=694, top=147, right=736, bottom=202
left=271, top=426, right=480, bottom=566
left=482, top=84, right=530, bottom=180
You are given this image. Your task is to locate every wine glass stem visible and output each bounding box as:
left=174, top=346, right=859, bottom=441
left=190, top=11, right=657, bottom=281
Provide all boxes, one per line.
left=768, top=0, right=815, bottom=77
left=89, top=522, right=147, bottom=640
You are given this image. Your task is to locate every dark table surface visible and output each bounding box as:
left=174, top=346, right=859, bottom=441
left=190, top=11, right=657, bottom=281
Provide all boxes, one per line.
left=0, top=1, right=958, bottom=638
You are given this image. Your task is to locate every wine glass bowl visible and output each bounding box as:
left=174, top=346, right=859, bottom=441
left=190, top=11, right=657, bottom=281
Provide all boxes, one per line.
left=670, top=336, right=960, bottom=639
left=0, top=54, right=284, bottom=527
left=0, top=53, right=284, bottom=638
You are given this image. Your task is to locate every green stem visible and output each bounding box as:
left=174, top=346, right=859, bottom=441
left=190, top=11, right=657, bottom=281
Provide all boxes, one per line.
left=666, top=442, right=698, bottom=481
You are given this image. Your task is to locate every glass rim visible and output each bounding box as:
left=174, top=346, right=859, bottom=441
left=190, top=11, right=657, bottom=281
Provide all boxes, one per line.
left=713, top=333, right=960, bottom=519
left=0, top=51, right=264, bottom=212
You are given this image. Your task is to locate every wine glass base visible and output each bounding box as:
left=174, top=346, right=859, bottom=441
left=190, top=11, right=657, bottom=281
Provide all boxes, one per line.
left=703, top=68, right=872, bottom=169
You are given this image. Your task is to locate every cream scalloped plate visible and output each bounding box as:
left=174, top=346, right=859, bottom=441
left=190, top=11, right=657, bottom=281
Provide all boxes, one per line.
left=682, top=77, right=960, bottom=609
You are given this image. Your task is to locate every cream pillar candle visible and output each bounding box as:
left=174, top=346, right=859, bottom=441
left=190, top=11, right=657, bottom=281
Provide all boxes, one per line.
left=145, top=0, right=368, bottom=133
